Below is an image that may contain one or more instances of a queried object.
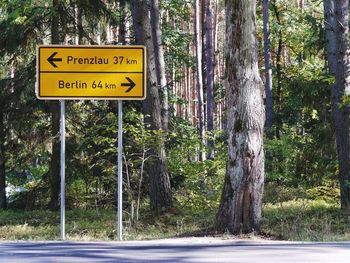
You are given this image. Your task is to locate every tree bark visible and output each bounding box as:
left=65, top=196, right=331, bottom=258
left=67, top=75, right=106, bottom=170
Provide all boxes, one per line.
left=0, top=110, right=7, bottom=209
left=48, top=0, right=61, bottom=211
left=216, top=0, right=265, bottom=234
left=119, top=0, right=127, bottom=45
left=150, top=0, right=169, bottom=132
left=272, top=1, right=282, bottom=138
left=131, top=0, right=172, bottom=213
left=194, top=0, right=206, bottom=161
left=324, top=0, right=337, bottom=75
left=262, top=0, right=273, bottom=138
left=205, top=0, right=215, bottom=159
left=332, top=0, right=350, bottom=210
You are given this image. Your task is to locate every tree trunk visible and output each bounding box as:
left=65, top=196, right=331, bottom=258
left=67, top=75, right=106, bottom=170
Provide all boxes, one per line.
left=0, top=110, right=7, bottom=210
left=77, top=4, right=83, bottom=45
left=273, top=1, right=282, bottom=138
left=194, top=0, right=206, bottom=161
left=324, top=0, right=336, bottom=75
left=332, top=0, right=350, bottom=210
left=48, top=0, right=61, bottom=211
left=119, top=0, right=127, bottom=45
left=216, top=0, right=265, bottom=234
left=150, top=0, right=169, bottom=132
left=262, top=0, right=273, bottom=137
left=74, top=2, right=83, bottom=45
left=205, top=0, right=215, bottom=159
left=131, top=0, right=172, bottom=213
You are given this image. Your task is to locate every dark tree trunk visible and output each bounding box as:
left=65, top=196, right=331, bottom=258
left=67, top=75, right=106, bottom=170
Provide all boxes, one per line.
left=262, top=0, right=273, bottom=137
left=0, top=111, right=7, bottom=209
left=150, top=0, right=169, bottom=132
left=332, top=0, right=350, bottom=210
left=131, top=0, right=172, bottom=213
left=76, top=1, right=83, bottom=45
left=48, top=0, right=61, bottom=211
left=273, top=1, right=282, bottom=138
left=205, top=0, right=215, bottom=159
left=194, top=0, right=206, bottom=161
left=216, top=0, right=265, bottom=234
left=118, top=0, right=127, bottom=45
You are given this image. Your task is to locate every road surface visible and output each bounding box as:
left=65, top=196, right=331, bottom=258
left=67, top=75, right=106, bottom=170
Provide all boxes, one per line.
left=1, top=238, right=350, bottom=262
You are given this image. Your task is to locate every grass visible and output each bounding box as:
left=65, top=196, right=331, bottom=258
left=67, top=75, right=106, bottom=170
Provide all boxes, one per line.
left=1, top=200, right=350, bottom=241
left=262, top=199, right=350, bottom=241
left=0, top=208, right=215, bottom=241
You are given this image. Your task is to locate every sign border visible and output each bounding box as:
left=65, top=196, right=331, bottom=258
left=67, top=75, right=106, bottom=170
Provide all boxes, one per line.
left=36, top=45, right=147, bottom=100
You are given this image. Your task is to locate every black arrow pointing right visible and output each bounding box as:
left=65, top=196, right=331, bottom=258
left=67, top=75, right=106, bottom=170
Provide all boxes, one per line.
left=121, top=77, right=136, bottom=92
left=47, top=52, right=62, bottom=68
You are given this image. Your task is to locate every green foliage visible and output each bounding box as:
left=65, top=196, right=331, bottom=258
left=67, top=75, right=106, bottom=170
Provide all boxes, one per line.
left=0, top=0, right=50, bottom=56
left=267, top=0, right=324, bottom=61
left=167, top=118, right=225, bottom=213
left=306, top=182, right=340, bottom=204
left=173, top=159, right=225, bottom=213
left=264, top=182, right=308, bottom=204
left=266, top=59, right=337, bottom=187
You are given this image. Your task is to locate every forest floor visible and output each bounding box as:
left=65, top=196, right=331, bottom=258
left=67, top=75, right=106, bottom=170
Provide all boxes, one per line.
left=0, top=199, right=350, bottom=241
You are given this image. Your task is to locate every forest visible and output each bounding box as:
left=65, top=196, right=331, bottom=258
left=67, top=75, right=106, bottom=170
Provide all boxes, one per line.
left=1, top=0, right=350, bottom=241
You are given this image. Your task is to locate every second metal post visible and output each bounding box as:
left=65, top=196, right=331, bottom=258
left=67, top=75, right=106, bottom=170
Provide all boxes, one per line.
left=60, top=100, right=65, bottom=241
left=117, top=100, right=123, bottom=240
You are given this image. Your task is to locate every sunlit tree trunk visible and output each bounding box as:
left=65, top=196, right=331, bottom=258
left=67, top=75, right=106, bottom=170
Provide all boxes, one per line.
left=131, top=0, right=172, bottom=213
left=216, top=0, right=265, bottom=234
left=324, top=0, right=336, bottom=75
left=150, top=0, right=169, bottom=132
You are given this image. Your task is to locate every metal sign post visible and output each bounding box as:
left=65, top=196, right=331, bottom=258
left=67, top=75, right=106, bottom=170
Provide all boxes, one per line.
left=117, top=100, right=123, bottom=241
left=36, top=45, right=146, bottom=241
left=60, top=100, right=65, bottom=241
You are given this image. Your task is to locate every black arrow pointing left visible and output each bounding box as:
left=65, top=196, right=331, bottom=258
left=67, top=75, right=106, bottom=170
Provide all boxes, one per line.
left=47, top=52, right=62, bottom=68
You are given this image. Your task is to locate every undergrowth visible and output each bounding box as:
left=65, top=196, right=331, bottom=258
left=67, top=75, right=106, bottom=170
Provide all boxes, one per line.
left=262, top=199, right=350, bottom=241
left=1, top=200, right=350, bottom=241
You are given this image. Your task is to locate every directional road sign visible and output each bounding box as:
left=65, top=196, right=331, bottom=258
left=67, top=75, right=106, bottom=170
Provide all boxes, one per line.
left=36, top=45, right=146, bottom=100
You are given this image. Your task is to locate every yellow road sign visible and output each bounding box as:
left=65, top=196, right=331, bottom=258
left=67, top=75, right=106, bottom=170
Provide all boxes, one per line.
left=36, top=45, right=146, bottom=100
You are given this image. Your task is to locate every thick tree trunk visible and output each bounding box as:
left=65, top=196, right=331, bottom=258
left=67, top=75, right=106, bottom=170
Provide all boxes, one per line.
left=0, top=111, right=7, bottom=209
left=216, top=0, right=265, bottom=234
left=131, top=0, right=172, bottom=213
left=150, top=0, right=169, bottom=132
left=262, top=0, right=273, bottom=137
left=48, top=0, right=60, bottom=211
left=205, top=0, right=215, bottom=159
left=333, top=0, right=350, bottom=210
left=194, top=0, right=206, bottom=161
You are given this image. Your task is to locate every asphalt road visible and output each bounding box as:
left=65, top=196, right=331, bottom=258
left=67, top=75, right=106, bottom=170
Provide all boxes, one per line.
left=1, top=238, right=350, bottom=262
